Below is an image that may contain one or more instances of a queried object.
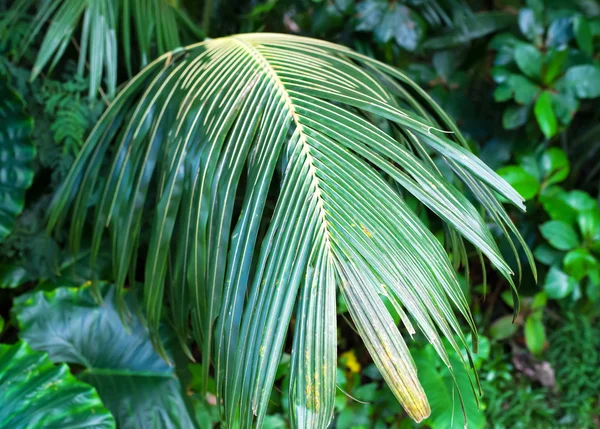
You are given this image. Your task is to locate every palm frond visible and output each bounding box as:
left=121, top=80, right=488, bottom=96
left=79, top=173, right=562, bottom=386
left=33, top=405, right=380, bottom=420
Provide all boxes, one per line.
left=1, top=0, right=201, bottom=98
left=48, top=33, right=534, bottom=428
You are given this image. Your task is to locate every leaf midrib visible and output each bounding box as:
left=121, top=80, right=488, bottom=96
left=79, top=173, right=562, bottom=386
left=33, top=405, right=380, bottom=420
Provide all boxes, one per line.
left=233, top=36, right=332, bottom=248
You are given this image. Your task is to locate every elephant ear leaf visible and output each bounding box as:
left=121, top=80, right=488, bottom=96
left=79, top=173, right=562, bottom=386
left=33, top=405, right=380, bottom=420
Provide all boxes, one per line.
left=13, top=283, right=198, bottom=429
left=0, top=80, right=35, bottom=242
left=0, top=341, right=115, bottom=429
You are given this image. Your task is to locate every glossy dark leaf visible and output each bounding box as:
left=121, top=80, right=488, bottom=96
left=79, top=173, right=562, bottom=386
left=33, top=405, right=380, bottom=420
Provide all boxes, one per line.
left=546, top=18, right=573, bottom=47
left=565, top=65, right=600, bottom=99
left=514, top=43, right=543, bottom=80
left=574, top=16, right=593, bottom=56
left=518, top=8, right=543, bottom=42
left=540, top=148, right=570, bottom=185
left=13, top=284, right=198, bottom=429
left=422, top=12, right=514, bottom=49
left=497, top=166, right=540, bottom=200
left=564, top=249, right=597, bottom=281
left=534, top=92, right=557, bottom=138
left=412, top=342, right=485, bottom=429
left=489, top=315, right=518, bottom=340
left=0, top=80, right=35, bottom=242
left=524, top=316, right=545, bottom=355
left=543, top=266, right=576, bottom=299
left=540, top=220, right=579, bottom=251
left=0, top=341, right=115, bottom=429
left=503, top=104, right=529, bottom=129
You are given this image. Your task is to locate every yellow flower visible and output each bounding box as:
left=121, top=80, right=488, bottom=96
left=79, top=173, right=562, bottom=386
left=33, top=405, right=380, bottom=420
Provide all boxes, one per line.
left=340, top=350, right=361, bottom=374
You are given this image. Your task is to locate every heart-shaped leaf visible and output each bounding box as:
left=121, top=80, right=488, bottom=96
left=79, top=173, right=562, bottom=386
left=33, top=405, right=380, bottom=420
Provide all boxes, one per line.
left=13, top=284, right=198, bottom=429
left=0, top=341, right=115, bottom=429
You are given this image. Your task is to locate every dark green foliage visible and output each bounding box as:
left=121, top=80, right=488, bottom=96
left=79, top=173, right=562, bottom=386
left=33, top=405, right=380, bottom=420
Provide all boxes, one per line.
left=0, top=341, right=115, bottom=428
left=491, top=1, right=600, bottom=138
left=548, top=313, right=600, bottom=427
left=0, top=80, right=34, bottom=242
left=0, top=0, right=599, bottom=427
left=13, top=283, right=198, bottom=428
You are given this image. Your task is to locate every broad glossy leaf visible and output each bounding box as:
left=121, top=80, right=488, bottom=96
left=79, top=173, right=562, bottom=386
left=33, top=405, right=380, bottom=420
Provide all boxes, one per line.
left=524, top=316, right=545, bottom=355
left=496, top=166, right=539, bottom=200
left=550, top=91, right=579, bottom=125
left=47, top=34, right=529, bottom=428
left=574, top=16, right=593, bottom=56
left=565, top=65, right=600, bottom=99
left=565, top=190, right=597, bottom=211
left=411, top=343, right=485, bottom=429
left=0, top=341, right=115, bottom=429
left=0, top=80, right=35, bottom=242
left=13, top=284, right=198, bottom=429
left=564, top=249, right=597, bottom=281
left=423, top=12, right=514, bottom=49
left=546, top=18, right=573, bottom=47
left=534, top=244, right=563, bottom=266
left=514, top=43, right=543, bottom=80
left=542, top=48, right=568, bottom=85
left=489, top=315, right=518, bottom=340
left=578, top=209, right=600, bottom=242
left=534, top=92, right=557, bottom=138
left=509, top=75, right=540, bottom=104
left=502, top=104, right=529, bottom=129
left=539, top=187, right=577, bottom=224
left=518, top=8, right=543, bottom=42
left=540, top=220, right=579, bottom=251
left=0, top=263, right=32, bottom=288
left=541, top=148, right=569, bottom=184
left=544, top=266, right=576, bottom=299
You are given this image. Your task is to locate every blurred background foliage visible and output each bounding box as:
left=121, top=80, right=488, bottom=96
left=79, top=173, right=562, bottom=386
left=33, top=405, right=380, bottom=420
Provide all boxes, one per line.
left=0, top=0, right=599, bottom=428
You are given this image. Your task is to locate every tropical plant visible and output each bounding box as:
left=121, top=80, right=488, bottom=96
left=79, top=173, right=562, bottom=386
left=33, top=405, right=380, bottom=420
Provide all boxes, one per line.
left=0, top=341, right=115, bottom=428
left=12, top=283, right=198, bottom=428
left=1, top=0, right=202, bottom=98
left=48, top=33, right=534, bottom=427
left=490, top=2, right=600, bottom=138
left=0, top=79, right=35, bottom=242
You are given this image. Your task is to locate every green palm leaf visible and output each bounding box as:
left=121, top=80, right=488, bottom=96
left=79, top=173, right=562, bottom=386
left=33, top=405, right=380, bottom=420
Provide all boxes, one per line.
left=48, top=33, right=534, bottom=428
left=2, top=0, right=201, bottom=98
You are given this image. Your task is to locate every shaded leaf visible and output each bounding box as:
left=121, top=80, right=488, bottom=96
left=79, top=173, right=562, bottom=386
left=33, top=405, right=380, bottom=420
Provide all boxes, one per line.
left=574, top=16, right=593, bottom=56
left=423, top=12, right=514, bottom=49
left=534, top=92, right=557, bottom=138
left=489, top=315, right=518, bottom=340
left=544, top=266, right=576, bottom=299
left=503, top=104, right=529, bottom=129
left=540, top=221, right=579, bottom=251
left=514, top=43, right=543, bottom=80
left=565, top=65, right=600, bottom=99
left=412, top=343, right=485, bottom=429
left=524, top=317, right=545, bottom=355
left=497, top=165, right=539, bottom=200
left=0, top=341, right=115, bottom=429
left=541, top=148, right=569, bottom=185
left=0, top=80, right=35, bottom=242
left=518, top=8, right=543, bottom=42
left=563, top=249, right=597, bottom=281
left=13, top=284, right=198, bottom=429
